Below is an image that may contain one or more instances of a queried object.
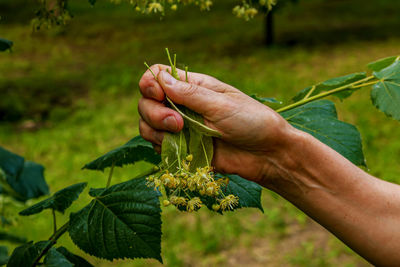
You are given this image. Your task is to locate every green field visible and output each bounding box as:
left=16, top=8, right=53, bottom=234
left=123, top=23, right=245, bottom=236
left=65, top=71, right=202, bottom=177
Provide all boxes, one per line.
left=1, top=0, right=400, bottom=265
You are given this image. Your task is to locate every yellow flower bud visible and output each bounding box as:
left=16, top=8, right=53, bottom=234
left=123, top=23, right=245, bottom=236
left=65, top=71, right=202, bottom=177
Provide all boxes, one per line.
left=212, top=204, right=220, bottom=211
left=186, top=154, right=193, bottom=162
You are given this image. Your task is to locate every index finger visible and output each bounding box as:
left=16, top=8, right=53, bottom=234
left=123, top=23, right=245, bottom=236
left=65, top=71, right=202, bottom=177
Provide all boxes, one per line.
left=138, top=64, right=235, bottom=101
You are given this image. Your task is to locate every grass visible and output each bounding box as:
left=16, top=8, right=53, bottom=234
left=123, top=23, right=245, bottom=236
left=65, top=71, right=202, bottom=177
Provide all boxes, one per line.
left=1, top=0, right=400, bottom=265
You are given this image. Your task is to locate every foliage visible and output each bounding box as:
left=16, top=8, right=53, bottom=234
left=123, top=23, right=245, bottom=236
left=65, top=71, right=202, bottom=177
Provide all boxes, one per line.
left=69, top=177, right=162, bottom=262
left=19, top=182, right=87, bottom=215
left=280, top=100, right=365, bottom=166
left=82, top=135, right=160, bottom=171
left=0, top=38, right=13, bottom=52
left=0, top=147, right=49, bottom=202
left=2, top=49, right=400, bottom=265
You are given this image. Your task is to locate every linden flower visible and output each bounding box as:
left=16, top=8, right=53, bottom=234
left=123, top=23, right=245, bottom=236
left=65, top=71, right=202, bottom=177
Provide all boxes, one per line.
left=163, top=200, right=171, bottom=207
left=170, top=196, right=187, bottom=207
left=187, top=197, right=202, bottom=212
left=245, top=8, right=258, bottom=19
left=220, top=194, right=239, bottom=211
left=212, top=204, right=220, bottom=211
left=148, top=2, right=163, bottom=13
left=206, top=181, right=219, bottom=196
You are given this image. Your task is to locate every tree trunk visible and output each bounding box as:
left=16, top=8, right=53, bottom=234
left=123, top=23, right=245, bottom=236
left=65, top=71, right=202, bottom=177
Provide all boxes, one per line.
left=265, top=11, right=274, bottom=46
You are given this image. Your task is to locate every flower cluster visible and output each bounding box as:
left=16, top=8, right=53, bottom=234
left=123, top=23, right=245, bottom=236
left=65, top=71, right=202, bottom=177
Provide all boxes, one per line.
left=113, top=0, right=275, bottom=16
left=146, top=155, right=239, bottom=212
left=233, top=4, right=258, bottom=21
left=33, top=0, right=278, bottom=28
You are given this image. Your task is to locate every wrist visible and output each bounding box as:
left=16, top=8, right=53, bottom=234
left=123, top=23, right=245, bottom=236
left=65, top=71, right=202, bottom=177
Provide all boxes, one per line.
left=258, top=125, right=311, bottom=192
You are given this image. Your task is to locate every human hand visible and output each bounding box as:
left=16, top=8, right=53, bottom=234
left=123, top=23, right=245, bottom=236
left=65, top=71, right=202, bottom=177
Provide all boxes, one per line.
left=138, top=64, right=298, bottom=187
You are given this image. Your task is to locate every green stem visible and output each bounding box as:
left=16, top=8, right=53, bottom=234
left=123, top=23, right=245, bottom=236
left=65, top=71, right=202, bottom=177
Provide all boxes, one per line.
left=144, top=62, right=157, bottom=79
left=52, top=209, right=57, bottom=235
left=303, top=85, right=316, bottom=100
left=32, top=221, right=69, bottom=267
left=276, top=76, right=377, bottom=113
left=351, top=80, right=378, bottom=89
left=106, top=163, right=115, bottom=188
left=201, top=139, right=209, bottom=167
left=177, top=132, right=183, bottom=169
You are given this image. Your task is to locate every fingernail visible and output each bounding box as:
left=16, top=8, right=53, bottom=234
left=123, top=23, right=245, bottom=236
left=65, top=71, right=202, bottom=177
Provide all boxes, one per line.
left=161, top=71, right=177, bottom=85
left=163, top=116, right=178, bottom=131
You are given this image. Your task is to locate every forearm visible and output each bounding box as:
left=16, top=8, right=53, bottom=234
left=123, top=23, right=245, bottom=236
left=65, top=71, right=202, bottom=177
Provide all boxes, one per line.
left=266, top=128, right=400, bottom=266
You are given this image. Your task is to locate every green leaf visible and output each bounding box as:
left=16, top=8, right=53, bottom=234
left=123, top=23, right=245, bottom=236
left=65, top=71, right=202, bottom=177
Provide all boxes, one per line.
left=183, top=109, right=213, bottom=171
left=188, top=128, right=213, bottom=171
left=0, top=147, right=48, bottom=201
left=56, top=247, right=94, bottom=267
left=371, top=60, right=400, bottom=121
left=0, top=147, right=24, bottom=181
left=88, top=0, right=96, bottom=6
left=161, top=131, right=187, bottom=173
left=368, top=56, right=399, bottom=72
left=0, top=246, right=9, bottom=266
left=19, top=182, right=87, bottom=216
left=0, top=38, right=13, bottom=52
left=280, top=100, right=366, bottom=166
left=0, top=168, right=23, bottom=199
left=44, top=248, right=73, bottom=267
left=7, top=241, right=51, bottom=267
left=69, top=177, right=162, bottom=262
left=292, top=72, right=367, bottom=101
left=222, top=174, right=264, bottom=212
left=0, top=231, right=27, bottom=244
left=83, top=136, right=160, bottom=171
left=250, top=94, right=282, bottom=104
left=7, top=161, right=49, bottom=201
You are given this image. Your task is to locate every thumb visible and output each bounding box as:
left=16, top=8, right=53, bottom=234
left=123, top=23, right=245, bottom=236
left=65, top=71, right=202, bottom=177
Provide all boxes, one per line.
left=158, top=70, right=221, bottom=115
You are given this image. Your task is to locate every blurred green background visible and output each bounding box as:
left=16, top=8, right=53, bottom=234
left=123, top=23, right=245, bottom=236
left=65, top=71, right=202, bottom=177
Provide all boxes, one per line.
left=1, top=0, right=400, bottom=266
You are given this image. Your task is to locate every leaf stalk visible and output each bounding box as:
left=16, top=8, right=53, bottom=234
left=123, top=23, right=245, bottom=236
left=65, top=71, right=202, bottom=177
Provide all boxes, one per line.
left=276, top=76, right=377, bottom=113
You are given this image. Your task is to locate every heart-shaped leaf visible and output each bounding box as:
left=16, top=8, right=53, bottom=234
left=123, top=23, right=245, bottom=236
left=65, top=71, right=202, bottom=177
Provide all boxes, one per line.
left=19, top=182, right=87, bottom=216
left=69, top=177, right=162, bottom=262
left=371, top=60, right=400, bottom=121
left=83, top=136, right=161, bottom=171
left=7, top=241, right=51, bottom=267
left=0, top=147, right=49, bottom=201
left=280, top=100, right=366, bottom=166
left=7, top=161, right=49, bottom=201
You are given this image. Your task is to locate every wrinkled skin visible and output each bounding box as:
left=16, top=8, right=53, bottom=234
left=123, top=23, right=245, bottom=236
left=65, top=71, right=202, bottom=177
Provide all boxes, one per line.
left=138, top=64, right=295, bottom=186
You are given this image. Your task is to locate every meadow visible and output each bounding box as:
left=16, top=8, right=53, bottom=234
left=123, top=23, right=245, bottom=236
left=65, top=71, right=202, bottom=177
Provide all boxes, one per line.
left=1, top=0, right=400, bottom=265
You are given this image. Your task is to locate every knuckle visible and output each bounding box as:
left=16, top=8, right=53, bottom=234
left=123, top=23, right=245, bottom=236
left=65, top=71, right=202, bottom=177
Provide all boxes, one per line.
left=148, top=109, right=162, bottom=124
left=137, top=98, right=145, bottom=114
left=181, top=83, right=198, bottom=97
